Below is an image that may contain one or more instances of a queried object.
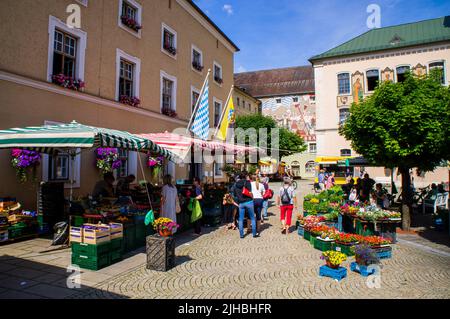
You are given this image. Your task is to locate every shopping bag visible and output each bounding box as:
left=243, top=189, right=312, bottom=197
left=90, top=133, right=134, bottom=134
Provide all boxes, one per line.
left=190, top=199, right=203, bottom=223
left=144, top=210, right=155, bottom=226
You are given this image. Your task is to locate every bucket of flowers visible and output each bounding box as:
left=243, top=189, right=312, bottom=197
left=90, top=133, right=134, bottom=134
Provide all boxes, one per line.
left=11, top=149, right=41, bottom=183
left=153, top=217, right=179, bottom=237
left=148, top=155, right=164, bottom=178
left=321, top=250, right=347, bottom=269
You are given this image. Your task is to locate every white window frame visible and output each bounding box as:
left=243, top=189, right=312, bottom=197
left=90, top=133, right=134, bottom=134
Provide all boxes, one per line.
left=161, top=23, right=177, bottom=59
left=47, top=15, right=87, bottom=83
left=160, top=70, right=177, bottom=112
left=309, top=143, right=317, bottom=153
left=76, top=0, right=88, bottom=7
left=191, top=44, right=204, bottom=74
left=214, top=159, right=224, bottom=178
left=340, top=149, right=352, bottom=157
left=338, top=107, right=350, bottom=126
left=116, top=49, right=141, bottom=101
left=395, top=64, right=411, bottom=83
left=213, top=61, right=223, bottom=86
left=365, top=68, right=380, bottom=93
left=118, top=0, right=142, bottom=38
left=114, top=150, right=137, bottom=180
left=213, top=97, right=223, bottom=128
left=191, top=85, right=200, bottom=115
left=428, top=60, right=447, bottom=86
left=337, top=72, right=351, bottom=96
left=42, top=120, right=81, bottom=189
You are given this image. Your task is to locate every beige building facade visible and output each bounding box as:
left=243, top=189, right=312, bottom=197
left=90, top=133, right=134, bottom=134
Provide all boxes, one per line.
left=0, top=0, right=238, bottom=208
left=232, top=86, right=261, bottom=116
left=310, top=17, right=450, bottom=186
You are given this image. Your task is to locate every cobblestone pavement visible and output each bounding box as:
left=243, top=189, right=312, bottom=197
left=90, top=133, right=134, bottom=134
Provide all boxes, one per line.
left=69, top=209, right=450, bottom=299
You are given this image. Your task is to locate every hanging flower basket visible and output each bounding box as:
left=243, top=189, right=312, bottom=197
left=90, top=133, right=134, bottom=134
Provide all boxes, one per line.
left=11, top=149, right=40, bottom=183
left=120, top=95, right=141, bottom=107
left=52, top=74, right=85, bottom=91
left=148, top=155, right=164, bottom=179
left=95, top=148, right=121, bottom=175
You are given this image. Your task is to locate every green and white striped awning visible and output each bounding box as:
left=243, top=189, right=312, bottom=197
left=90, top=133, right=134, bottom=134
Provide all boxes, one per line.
left=0, top=121, right=174, bottom=159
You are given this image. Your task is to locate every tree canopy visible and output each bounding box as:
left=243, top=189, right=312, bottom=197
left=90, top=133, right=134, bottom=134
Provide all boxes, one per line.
left=235, top=114, right=306, bottom=158
left=340, top=70, right=450, bottom=172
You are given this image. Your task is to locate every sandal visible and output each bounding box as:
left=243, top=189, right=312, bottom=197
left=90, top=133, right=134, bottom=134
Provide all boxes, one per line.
left=281, top=229, right=286, bottom=234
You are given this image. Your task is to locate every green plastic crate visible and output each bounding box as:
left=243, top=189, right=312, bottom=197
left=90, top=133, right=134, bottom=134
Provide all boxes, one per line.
left=356, top=220, right=375, bottom=236
left=310, top=235, right=317, bottom=246
left=135, top=223, right=147, bottom=248
left=334, top=243, right=356, bottom=256
left=304, top=230, right=311, bottom=241
left=72, top=253, right=110, bottom=271
left=313, top=238, right=335, bottom=251
left=71, top=241, right=111, bottom=256
left=73, top=216, right=84, bottom=227
left=122, top=223, right=136, bottom=253
left=109, top=249, right=123, bottom=264
left=110, top=238, right=123, bottom=251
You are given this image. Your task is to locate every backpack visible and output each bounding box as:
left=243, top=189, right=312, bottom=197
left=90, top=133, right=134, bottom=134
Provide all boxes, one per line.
left=280, top=188, right=292, bottom=205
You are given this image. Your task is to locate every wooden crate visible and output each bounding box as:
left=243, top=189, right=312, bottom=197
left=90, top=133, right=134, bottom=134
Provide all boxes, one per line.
left=70, top=226, right=84, bottom=243
left=83, top=224, right=111, bottom=245
left=109, top=222, right=123, bottom=240
left=146, top=235, right=175, bottom=272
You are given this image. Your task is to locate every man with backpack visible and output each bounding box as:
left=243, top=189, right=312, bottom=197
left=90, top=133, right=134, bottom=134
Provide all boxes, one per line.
left=276, top=177, right=297, bottom=234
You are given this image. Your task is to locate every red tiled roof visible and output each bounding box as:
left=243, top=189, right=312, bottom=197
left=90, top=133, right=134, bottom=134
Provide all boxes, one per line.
left=234, top=66, right=315, bottom=98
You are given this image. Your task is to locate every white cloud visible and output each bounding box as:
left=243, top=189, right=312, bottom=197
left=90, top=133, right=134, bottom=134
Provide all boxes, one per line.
left=222, top=4, right=233, bottom=15
left=237, top=65, right=247, bottom=73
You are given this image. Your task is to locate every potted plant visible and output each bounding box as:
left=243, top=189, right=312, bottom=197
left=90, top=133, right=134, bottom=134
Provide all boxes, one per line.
left=120, top=95, right=141, bottom=107
left=121, top=15, right=142, bottom=31
left=353, top=244, right=380, bottom=266
left=147, top=155, right=164, bottom=179
left=153, top=217, right=179, bottom=237
left=95, top=148, right=121, bottom=174
left=360, top=235, right=391, bottom=248
left=11, top=149, right=41, bottom=183
left=52, top=74, right=85, bottom=91
left=321, top=250, right=347, bottom=269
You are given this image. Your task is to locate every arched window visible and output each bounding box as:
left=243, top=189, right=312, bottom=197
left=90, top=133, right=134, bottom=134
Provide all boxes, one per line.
left=429, top=61, right=445, bottom=84
left=337, top=73, right=351, bottom=95
left=366, top=69, right=379, bottom=92
left=396, top=66, right=410, bottom=83
left=339, top=108, right=350, bottom=125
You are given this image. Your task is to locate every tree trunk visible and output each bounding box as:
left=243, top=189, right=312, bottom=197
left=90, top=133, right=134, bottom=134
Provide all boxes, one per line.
left=400, top=166, right=413, bottom=231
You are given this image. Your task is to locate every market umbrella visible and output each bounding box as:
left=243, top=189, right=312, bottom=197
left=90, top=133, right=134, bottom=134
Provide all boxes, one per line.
left=0, top=121, right=173, bottom=158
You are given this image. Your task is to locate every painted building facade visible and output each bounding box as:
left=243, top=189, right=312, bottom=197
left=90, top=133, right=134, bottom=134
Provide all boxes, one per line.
left=310, top=16, right=450, bottom=186
left=0, top=0, right=238, bottom=208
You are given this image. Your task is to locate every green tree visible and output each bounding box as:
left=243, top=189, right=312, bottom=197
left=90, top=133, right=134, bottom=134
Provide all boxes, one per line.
left=234, top=114, right=306, bottom=159
left=340, top=70, right=450, bottom=230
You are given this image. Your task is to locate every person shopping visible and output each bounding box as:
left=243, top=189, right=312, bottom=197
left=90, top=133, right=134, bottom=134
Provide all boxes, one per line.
left=161, top=174, right=178, bottom=233
left=233, top=172, right=259, bottom=239
left=277, top=177, right=297, bottom=234
left=251, top=175, right=265, bottom=233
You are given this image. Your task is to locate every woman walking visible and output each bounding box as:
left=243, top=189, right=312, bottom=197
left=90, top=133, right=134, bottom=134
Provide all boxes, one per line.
left=161, top=174, right=178, bottom=233
left=233, top=172, right=259, bottom=239
left=276, top=177, right=297, bottom=234
left=192, top=177, right=203, bottom=235
left=261, top=176, right=270, bottom=222
left=251, top=175, right=265, bottom=233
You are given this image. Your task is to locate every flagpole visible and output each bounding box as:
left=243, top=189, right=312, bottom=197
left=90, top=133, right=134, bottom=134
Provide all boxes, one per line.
left=187, top=69, right=211, bottom=134
left=213, top=85, right=234, bottom=140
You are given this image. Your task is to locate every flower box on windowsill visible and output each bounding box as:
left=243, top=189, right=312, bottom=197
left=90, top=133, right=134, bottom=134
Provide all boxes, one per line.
left=214, top=76, right=223, bottom=84
left=161, top=109, right=177, bottom=118
left=121, top=16, right=142, bottom=32
left=119, top=95, right=140, bottom=107
left=192, top=62, right=204, bottom=72
left=163, top=45, right=177, bottom=56
left=52, top=74, right=85, bottom=92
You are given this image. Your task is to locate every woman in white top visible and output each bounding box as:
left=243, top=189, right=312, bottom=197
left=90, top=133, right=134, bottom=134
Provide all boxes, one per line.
left=161, top=174, right=178, bottom=233
left=251, top=175, right=265, bottom=233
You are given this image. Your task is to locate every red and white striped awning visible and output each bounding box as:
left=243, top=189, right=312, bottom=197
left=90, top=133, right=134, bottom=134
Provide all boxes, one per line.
left=137, top=132, right=258, bottom=160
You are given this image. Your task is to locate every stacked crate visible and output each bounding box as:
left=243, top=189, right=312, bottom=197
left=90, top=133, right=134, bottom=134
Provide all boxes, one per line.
left=109, top=223, right=123, bottom=263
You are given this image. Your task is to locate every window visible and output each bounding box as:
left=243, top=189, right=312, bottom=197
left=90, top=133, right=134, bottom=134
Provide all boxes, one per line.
left=118, top=0, right=142, bottom=37
left=338, top=73, right=351, bottom=95
left=213, top=62, right=223, bottom=84
left=310, top=95, right=316, bottom=102
left=76, top=0, right=88, bottom=6
left=276, top=98, right=282, bottom=104
left=192, top=46, right=203, bottom=72
left=117, top=149, right=128, bottom=178
left=396, top=66, right=410, bottom=83
left=52, top=30, right=77, bottom=78
left=237, top=97, right=240, bottom=107
left=305, top=161, right=316, bottom=173
left=213, top=98, right=223, bottom=127
left=293, top=97, right=299, bottom=103
left=339, top=108, right=350, bottom=125
left=366, top=69, right=379, bottom=92
left=214, top=162, right=223, bottom=177
left=115, top=49, right=141, bottom=101
left=191, top=87, right=200, bottom=114
left=309, top=143, right=317, bottom=153
left=49, top=153, right=70, bottom=181
left=119, top=59, right=134, bottom=98
left=340, top=149, right=352, bottom=157
left=160, top=71, right=177, bottom=114
left=162, top=24, right=177, bottom=56
left=429, top=61, right=445, bottom=84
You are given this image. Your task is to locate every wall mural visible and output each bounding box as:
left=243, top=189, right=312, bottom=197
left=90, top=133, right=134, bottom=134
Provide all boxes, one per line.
left=261, top=95, right=316, bottom=143
left=413, top=63, right=427, bottom=77
left=381, top=67, right=394, bottom=82
left=351, top=71, right=364, bottom=104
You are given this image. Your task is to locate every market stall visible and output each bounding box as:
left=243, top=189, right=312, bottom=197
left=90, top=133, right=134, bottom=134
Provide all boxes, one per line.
left=0, top=121, right=175, bottom=270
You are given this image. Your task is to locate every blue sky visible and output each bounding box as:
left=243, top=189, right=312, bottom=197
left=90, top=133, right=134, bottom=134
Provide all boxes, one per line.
left=192, top=0, right=450, bottom=73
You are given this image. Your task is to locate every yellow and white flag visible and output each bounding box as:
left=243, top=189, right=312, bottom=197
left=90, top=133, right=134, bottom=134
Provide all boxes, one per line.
left=216, top=94, right=235, bottom=141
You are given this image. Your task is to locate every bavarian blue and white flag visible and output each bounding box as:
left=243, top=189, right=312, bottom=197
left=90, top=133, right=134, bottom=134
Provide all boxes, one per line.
left=190, top=78, right=210, bottom=140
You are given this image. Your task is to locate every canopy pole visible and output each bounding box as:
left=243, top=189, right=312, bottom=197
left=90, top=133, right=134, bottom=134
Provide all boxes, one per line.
left=138, top=153, right=153, bottom=212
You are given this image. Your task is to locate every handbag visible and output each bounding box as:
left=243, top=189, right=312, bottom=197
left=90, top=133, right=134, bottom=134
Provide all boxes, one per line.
left=242, top=186, right=253, bottom=198
left=263, top=189, right=274, bottom=200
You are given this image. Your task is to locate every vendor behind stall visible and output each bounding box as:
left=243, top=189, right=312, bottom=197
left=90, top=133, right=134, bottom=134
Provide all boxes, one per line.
left=92, top=172, right=115, bottom=199
left=116, top=174, right=136, bottom=196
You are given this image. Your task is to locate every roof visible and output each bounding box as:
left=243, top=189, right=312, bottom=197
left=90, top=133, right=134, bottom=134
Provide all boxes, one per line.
left=310, top=16, right=450, bottom=62
left=233, top=85, right=261, bottom=103
left=234, top=66, right=315, bottom=98
left=186, top=0, right=239, bottom=52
